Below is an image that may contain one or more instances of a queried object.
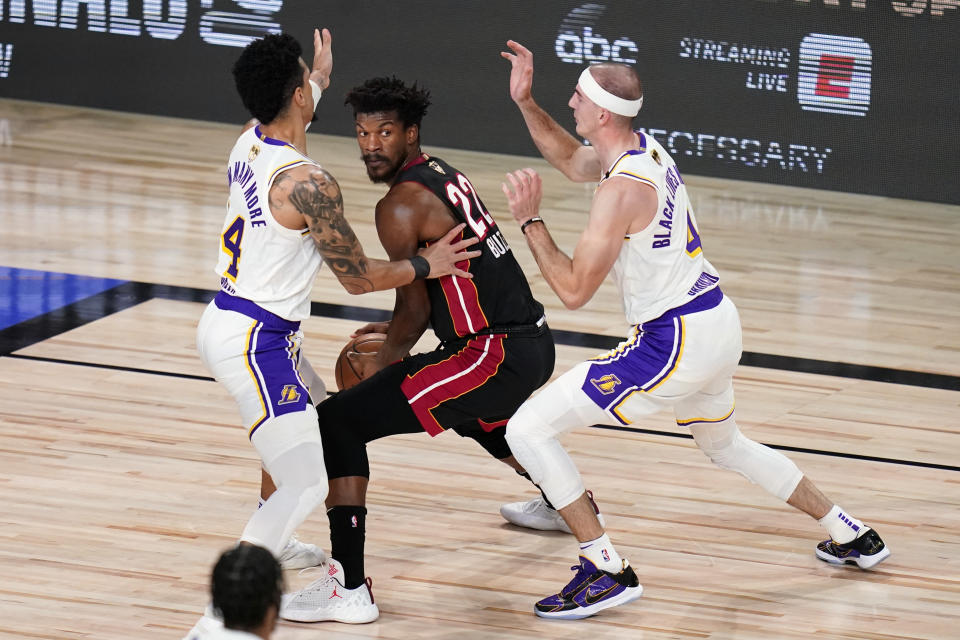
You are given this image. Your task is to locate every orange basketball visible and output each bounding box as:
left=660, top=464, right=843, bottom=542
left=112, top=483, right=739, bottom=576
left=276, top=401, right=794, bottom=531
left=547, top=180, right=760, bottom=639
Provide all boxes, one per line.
left=334, top=333, right=386, bottom=390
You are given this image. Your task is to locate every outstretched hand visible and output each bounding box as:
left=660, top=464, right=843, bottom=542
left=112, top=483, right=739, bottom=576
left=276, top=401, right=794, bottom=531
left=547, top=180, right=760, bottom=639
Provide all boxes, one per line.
left=419, top=223, right=481, bottom=279
left=502, top=169, right=543, bottom=225
left=501, top=40, right=534, bottom=105
left=311, top=28, right=332, bottom=91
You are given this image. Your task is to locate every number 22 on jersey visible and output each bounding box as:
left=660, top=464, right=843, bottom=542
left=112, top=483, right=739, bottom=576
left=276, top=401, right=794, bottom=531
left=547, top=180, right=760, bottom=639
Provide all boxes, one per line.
left=221, top=216, right=244, bottom=281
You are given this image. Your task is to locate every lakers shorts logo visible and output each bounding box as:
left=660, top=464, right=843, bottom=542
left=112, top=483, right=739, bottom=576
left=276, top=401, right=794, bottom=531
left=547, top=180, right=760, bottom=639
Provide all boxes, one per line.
left=591, top=374, right=622, bottom=395
left=277, top=384, right=302, bottom=405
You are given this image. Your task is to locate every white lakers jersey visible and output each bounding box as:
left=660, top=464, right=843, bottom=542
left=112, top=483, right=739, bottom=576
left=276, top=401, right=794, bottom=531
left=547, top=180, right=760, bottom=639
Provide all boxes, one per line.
left=214, top=126, right=323, bottom=321
left=601, top=132, right=720, bottom=325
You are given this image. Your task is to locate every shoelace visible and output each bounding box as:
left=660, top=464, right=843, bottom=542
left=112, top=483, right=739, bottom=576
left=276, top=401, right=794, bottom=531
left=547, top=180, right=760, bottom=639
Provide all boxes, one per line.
left=560, top=562, right=593, bottom=597
left=295, top=563, right=337, bottom=590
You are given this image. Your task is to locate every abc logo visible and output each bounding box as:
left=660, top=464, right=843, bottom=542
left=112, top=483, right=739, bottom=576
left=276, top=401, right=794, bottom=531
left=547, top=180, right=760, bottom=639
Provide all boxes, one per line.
left=555, top=27, right=638, bottom=65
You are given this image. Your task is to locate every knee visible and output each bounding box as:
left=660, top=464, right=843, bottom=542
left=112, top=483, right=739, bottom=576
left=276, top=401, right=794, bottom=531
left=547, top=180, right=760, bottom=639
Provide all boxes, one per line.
left=505, top=404, right=548, bottom=449
left=299, top=475, right=328, bottom=512
left=690, top=420, right=743, bottom=469
left=284, top=463, right=329, bottom=513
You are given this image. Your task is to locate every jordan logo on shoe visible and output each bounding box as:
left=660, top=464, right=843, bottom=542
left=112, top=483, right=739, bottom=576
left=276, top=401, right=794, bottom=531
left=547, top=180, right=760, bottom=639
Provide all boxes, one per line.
left=330, top=586, right=343, bottom=599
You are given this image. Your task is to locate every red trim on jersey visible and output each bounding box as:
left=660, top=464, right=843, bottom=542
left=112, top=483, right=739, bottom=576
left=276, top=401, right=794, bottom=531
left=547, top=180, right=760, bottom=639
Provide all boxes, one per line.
left=477, top=417, right=508, bottom=432
left=400, top=153, right=429, bottom=172
left=401, top=335, right=506, bottom=436
left=432, top=227, right=489, bottom=336
left=439, top=272, right=489, bottom=337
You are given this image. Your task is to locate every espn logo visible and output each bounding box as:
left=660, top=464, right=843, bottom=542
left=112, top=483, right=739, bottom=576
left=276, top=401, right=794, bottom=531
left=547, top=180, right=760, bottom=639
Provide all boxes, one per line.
left=797, top=34, right=872, bottom=116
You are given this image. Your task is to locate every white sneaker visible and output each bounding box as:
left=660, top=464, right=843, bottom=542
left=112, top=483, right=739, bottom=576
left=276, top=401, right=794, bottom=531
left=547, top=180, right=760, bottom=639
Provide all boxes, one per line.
left=181, top=605, right=222, bottom=640
left=278, top=533, right=327, bottom=570
left=500, top=490, right=605, bottom=534
left=280, top=558, right=379, bottom=623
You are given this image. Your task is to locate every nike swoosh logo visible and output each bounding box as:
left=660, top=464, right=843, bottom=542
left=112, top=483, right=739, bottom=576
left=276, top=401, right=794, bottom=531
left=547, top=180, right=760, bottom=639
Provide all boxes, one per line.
left=584, top=583, right=619, bottom=605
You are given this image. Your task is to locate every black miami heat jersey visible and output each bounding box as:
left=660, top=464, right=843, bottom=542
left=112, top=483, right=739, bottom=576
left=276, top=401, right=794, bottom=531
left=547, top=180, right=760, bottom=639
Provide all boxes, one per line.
left=394, top=154, right=545, bottom=342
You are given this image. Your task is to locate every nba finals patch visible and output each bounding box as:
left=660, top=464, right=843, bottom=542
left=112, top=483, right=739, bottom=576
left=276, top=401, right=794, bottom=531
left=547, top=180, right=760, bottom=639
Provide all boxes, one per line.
left=248, top=144, right=261, bottom=162
left=428, top=160, right=445, bottom=175
left=590, top=374, right=622, bottom=395
left=650, top=149, right=661, bottom=166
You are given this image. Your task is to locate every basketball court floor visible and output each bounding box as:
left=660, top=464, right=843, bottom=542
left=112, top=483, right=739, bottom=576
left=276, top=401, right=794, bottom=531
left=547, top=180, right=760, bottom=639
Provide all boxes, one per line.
left=0, top=98, right=958, bottom=639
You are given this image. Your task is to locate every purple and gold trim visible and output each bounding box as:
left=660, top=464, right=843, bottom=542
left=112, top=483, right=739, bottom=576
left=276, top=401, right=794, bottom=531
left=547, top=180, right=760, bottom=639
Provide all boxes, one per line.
left=244, top=322, right=270, bottom=435
left=216, top=292, right=309, bottom=437
left=215, top=292, right=300, bottom=332
left=255, top=125, right=296, bottom=148
left=677, top=405, right=736, bottom=427
left=581, top=288, right=724, bottom=425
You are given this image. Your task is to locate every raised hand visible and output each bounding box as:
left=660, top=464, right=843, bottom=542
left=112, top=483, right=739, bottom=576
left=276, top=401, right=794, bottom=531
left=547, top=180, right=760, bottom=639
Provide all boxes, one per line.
left=419, top=223, right=481, bottom=279
left=501, top=40, right=535, bottom=105
left=501, top=168, right=543, bottom=225
left=311, top=28, right=332, bottom=91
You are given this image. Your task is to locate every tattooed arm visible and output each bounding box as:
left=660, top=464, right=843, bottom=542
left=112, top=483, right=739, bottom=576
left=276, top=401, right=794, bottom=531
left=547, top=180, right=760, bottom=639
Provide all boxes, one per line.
left=270, top=165, right=478, bottom=294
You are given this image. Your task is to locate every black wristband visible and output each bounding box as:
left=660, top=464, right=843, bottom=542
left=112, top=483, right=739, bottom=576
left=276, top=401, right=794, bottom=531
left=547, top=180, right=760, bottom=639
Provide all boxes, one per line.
left=409, top=255, right=430, bottom=280
left=520, top=216, right=544, bottom=235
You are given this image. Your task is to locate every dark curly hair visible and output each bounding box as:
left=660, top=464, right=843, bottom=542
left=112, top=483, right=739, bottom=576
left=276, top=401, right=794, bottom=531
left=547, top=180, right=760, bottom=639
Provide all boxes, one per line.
left=344, top=76, right=431, bottom=129
left=232, top=33, right=304, bottom=125
left=211, top=545, right=283, bottom=631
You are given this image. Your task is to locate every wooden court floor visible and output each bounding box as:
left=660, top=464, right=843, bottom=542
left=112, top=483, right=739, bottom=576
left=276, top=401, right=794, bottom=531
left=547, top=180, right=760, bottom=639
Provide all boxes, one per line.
left=0, top=99, right=958, bottom=639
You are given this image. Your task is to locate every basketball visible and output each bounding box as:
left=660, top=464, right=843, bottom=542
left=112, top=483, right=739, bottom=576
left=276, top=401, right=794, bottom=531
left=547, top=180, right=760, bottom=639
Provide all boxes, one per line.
left=334, top=332, right=387, bottom=390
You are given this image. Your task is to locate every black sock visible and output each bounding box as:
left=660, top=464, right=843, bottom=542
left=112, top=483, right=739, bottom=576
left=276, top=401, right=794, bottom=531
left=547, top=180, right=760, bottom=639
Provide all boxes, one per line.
left=515, top=469, right=556, bottom=510
left=327, top=505, right=366, bottom=589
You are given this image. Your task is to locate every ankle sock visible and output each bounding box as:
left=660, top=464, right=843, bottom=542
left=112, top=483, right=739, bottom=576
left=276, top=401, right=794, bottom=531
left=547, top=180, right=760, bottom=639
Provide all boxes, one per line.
left=579, top=533, right=623, bottom=574
left=819, top=504, right=865, bottom=544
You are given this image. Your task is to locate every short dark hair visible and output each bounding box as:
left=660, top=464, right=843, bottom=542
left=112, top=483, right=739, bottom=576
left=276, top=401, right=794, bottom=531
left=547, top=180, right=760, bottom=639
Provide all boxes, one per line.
left=344, top=76, right=431, bottom=129
left=233, top=33, right=304, bottom=125
left=211, top=545, right=283, bottom=631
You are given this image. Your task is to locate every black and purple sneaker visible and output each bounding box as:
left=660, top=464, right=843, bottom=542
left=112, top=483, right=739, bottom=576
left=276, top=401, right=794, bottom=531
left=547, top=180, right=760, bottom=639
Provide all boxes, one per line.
left=816, top=528, right=890, bottom=569
left=534, top=556, right=643, bottom=620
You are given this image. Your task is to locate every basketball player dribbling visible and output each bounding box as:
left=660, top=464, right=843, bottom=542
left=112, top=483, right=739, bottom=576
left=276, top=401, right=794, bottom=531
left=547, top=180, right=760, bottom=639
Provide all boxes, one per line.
left=184, top=30, right=479, bottom=637
left=498, top=40, right=889, bottom=620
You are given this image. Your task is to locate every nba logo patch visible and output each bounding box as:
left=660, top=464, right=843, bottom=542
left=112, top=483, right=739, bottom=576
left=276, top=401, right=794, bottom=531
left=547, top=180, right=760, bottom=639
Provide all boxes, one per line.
left=591, top=374, right=622, bottom=395
left=351, top=515, right=358, bottom=528
left=797, top=34, right=872, bottom=117
left=277, top=384, right=301, bottom=405
left=602, top=548, right=610, bottom=562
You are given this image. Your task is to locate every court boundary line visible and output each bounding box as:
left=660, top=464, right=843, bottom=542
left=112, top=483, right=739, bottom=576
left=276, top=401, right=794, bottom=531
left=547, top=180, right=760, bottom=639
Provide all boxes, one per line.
left=4, top=351, right=958, bottom=474
left=1, top=280, right=957, bottom=391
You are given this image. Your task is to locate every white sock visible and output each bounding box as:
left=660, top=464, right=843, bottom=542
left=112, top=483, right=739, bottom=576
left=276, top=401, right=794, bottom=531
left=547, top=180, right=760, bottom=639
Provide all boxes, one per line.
left=819, top=505, right=866, bottom=544
left=579, top=533, right=623, bottom=574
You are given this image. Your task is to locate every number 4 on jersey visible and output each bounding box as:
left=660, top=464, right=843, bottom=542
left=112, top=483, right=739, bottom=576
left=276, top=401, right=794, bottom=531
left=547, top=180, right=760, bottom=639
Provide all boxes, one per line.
left=221, top=216, right=244, bottom=280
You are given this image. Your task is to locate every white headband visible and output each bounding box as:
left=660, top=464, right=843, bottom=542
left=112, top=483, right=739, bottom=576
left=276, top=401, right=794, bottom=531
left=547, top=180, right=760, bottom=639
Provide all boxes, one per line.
left=577, top=67, right=643, bottom=117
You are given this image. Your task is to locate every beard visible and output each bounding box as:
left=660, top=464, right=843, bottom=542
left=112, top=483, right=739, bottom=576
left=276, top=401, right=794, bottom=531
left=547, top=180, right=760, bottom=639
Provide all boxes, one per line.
left=362, top=153, right=404, bottom=184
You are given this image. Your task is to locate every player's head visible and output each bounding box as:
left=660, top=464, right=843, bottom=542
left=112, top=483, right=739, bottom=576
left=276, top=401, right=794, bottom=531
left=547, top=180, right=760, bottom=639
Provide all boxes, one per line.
left=345, top=76, right=432, bottom=183
left=568, top=63, right=643, bottom=138
left=211, top=544, right=283, bottom=636
left=232, top=33, right=317, bottom=127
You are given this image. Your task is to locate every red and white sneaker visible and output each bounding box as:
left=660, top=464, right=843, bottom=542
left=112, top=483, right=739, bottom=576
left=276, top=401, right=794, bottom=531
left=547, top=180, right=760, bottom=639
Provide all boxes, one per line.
left=279, top=558, right=379, bottom=623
